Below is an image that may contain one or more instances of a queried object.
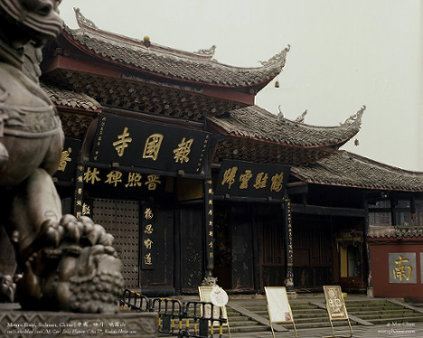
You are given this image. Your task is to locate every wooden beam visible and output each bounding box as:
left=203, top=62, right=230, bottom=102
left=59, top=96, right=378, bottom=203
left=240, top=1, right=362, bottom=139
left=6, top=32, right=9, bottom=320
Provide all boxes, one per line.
left=42, top=55, right=122, bottom=78
left=203, top=86, right=255, bottom=105
left=287, top=182, right=308, bottom=195
left=292, top=203, right=366, bottom=217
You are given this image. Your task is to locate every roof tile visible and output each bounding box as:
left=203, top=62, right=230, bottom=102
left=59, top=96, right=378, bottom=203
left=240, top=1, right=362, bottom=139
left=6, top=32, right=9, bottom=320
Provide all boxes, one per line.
left=292, top=150, right=423, bottom=192
left=207, top=105, right=362, bottom=147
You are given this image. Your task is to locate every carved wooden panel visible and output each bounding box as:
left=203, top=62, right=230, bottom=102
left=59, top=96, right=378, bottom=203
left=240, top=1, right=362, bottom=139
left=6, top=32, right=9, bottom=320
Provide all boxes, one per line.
left=92, top=198, right=140, bottom=288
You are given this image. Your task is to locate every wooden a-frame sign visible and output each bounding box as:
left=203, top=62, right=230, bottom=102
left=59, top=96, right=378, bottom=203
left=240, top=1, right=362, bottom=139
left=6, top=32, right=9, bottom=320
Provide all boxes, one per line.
left=265, top=286, right=298, bottom=338
left=323, top=285, right=353, bottom=338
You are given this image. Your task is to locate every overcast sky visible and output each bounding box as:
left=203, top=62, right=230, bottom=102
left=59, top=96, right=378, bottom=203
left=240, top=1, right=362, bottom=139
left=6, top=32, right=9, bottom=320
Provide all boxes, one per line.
left=58, top=0, right=423, bottom=171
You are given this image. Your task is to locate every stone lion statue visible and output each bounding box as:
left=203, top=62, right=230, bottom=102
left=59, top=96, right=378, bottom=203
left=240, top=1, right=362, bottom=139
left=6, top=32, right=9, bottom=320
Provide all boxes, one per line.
left=0, top=0, right=124, bottom=313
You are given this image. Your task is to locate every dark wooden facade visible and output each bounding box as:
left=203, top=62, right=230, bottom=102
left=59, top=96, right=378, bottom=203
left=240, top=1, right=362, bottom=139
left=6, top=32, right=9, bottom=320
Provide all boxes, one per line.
left=42, top=9, right=423, bottom=296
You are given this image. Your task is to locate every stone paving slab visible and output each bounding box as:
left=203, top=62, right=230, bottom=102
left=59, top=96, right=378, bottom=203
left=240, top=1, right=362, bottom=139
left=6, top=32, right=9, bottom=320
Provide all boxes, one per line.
left=229, top=322, right=423, bottom=338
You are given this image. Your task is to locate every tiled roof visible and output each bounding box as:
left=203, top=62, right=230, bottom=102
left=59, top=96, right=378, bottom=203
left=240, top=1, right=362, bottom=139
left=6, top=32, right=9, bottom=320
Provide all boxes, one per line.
left=61, top=9, right=289, bottom=88
left=207, top=105, right=363, bottom=147
left=292, top=150, right=423, bottom=192
left=42, top=83, right=101, bottom=111
left=368, top=225, right=423, bottom=239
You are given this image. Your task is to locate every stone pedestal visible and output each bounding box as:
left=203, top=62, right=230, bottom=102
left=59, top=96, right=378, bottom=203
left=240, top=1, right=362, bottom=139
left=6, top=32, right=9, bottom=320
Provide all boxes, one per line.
left=0, top=305, right=158, bottom=337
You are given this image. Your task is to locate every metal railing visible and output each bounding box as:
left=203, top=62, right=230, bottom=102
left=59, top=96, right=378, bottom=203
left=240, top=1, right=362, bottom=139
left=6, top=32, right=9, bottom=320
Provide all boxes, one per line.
left=120, top=289, right=228, bottom=337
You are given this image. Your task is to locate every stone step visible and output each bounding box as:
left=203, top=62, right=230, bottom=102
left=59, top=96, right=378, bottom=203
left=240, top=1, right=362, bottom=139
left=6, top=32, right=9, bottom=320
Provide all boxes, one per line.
left=205, top=324, right=268, bottom=334
left=170, top=298, right=423, bottom=336
left=359, top=313, right=423, bottom=320
left=346, top=304, right=402, bottom=311
left=282, top=319, right=355, bottom=330
left=346, top=302, right=399, bottom=308
left=241, top=303, right=316, bottom=311
left=369, top=316, right=423, bottom=324
left=348, top=309, right=416, bottom=316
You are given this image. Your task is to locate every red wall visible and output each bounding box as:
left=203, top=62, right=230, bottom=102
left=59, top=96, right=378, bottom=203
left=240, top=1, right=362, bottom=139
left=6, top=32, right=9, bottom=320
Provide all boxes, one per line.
left=369, top=238, right=423, bottom=301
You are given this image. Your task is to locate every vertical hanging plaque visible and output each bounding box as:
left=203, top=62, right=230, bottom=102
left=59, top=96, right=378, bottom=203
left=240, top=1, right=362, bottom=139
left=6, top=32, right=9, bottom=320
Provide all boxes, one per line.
left=141, top=204, right=156, bottom=270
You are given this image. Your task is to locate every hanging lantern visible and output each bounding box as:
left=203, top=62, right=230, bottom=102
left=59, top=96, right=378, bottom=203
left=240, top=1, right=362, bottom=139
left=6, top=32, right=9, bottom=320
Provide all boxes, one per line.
left=143, top=35, right=151, bottom=47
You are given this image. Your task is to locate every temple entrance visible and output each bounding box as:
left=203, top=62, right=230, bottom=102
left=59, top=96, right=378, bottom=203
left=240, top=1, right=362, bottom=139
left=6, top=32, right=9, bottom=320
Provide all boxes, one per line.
left=292, top=215, right=334, bottom=290
left=336, top=229, right=366, bottom=290
left=256, top=206, right=285, bottom=289
left=214, top=203, right=255, bottom=292
left=91, top=197, right=175, bottom=294
left=178, top=205, right=204, bottom=293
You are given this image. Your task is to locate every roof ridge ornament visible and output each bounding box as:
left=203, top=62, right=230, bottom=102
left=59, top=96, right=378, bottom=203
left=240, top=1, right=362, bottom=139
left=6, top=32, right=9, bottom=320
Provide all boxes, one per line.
left=295, top=110, right=307, bottom=123
left=340, top=105, right=366, bottom=127
left=259, top=44, right=291, bottom=67
left=74, top=7, right=98, bottom=29
left=195, top=45, right=216, bottom=57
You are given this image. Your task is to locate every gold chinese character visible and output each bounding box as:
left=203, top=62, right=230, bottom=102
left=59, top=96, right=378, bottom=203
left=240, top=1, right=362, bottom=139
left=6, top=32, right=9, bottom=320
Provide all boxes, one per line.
left=145, top=174, right=161, bottom=190
left=144, top=238, right=153, bottom=250
left=239, top=170, right=253, bottom=189
left=221, top=166, right=238, bottom=188
left=113, top=127, right=132, bottom=157
left=143, top=134, right=164, bottom=160
left=208, top=241, right=213, bottom=248
left=125, top=172, right=142, bottom=187
left=173, top=137, right=194, bottom=163
left=58, top=147, right=72, bottom=172
left=253, top=172, right=268, bottom=189
left=145, top=224, right=154, bottom=235
left=105, top=170, right=123, bottom=187
left=144, top=208, right=154, bottom=220
left=144, top=253, right=152, bottom=265
left=270, top=172, right=284, bottom=192
left=82, top=203, right=91, bottom=216
left=84, top=167, right=101, bottom=185
left=393, top=255, right=413, bottom=281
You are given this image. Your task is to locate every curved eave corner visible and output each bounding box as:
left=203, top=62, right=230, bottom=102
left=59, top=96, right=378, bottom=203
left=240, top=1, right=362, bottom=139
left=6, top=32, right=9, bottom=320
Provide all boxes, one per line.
left=207, top=104, right=365, bottom=150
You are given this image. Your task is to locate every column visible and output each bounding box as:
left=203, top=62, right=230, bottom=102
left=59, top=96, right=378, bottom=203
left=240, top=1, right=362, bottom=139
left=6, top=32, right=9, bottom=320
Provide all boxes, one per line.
left=283, top=195, right=294, bottom=293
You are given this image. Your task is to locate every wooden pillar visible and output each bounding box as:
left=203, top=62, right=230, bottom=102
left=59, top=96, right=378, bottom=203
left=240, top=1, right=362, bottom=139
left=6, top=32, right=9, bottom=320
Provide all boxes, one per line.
left=251, top=208, right=260, bottom=291
left=204, top=178, right=214, bottom=275
left=363, top=193, right=373, bottom=296
left=203, top=131, right=219, bottom=278
left=411, top=196, right=417, bottom=224
left=390, top=197, right=397, bottom=226
left=283, top=195, right=294, bottom=293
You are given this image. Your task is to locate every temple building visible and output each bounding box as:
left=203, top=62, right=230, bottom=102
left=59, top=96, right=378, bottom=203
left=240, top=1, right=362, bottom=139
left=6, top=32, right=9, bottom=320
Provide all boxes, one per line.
left=41, top=9, right=423, bottom=296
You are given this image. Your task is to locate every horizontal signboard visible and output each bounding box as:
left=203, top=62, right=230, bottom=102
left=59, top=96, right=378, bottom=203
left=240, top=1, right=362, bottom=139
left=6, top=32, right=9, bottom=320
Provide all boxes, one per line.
left=91, top=114, right=209, bottom=175
left=215, top=160, right=289, bottom=199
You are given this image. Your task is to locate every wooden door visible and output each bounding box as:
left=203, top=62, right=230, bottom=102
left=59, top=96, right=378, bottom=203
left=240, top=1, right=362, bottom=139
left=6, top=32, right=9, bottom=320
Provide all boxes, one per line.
left=257, top=207, right=285, bottom=289
left=231, top=206, right=255, bottom=291
left=92, top=198, right=140, bottom=288
left=179, top=205, right=204, bottom=293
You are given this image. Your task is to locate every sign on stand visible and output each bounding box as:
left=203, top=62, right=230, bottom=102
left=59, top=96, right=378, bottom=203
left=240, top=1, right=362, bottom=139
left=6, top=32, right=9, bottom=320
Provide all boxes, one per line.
left=264, top=287, right=297, bottom=338
left=198, top=285, right=231, bottom=337
left=323, top=285, right=353, bottom=338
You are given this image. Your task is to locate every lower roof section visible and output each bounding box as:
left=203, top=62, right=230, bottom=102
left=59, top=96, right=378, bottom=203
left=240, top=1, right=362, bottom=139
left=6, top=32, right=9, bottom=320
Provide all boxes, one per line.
left=207, top=105, right=363, bottom=148
left=292, top=150, right=423, bottom=192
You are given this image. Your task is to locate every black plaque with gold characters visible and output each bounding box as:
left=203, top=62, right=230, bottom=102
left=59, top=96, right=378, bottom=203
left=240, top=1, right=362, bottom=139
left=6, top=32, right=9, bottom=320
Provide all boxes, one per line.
left=91, top=114, right=209, bottom=174
left=215, top=160, right=289, bottom=199
left=54, top=138, right=81, bottom=182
